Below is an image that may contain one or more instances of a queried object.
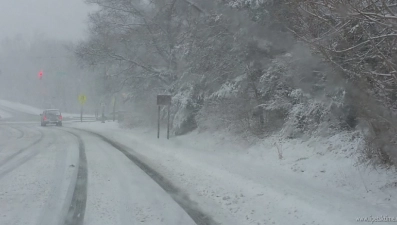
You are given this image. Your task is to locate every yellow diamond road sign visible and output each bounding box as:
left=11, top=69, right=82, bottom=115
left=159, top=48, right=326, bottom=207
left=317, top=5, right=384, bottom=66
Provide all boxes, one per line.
left=78, top=94, right=87, bottom=105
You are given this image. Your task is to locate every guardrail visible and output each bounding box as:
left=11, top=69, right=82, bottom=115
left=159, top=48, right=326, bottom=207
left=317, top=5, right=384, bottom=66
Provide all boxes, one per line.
left=64, top=116, right=97, bottom=122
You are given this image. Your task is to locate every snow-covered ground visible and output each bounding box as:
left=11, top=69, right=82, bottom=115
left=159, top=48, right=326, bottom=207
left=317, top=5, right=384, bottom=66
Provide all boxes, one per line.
left=0, top=99, right=94, bottom=118
left=79, top=132, right=196, bottom=225
left=0, top=99, right=42, bottom=115
left=0, top=125, right=196, bottom=225
left=2, top=97, right=397, bottom=224
left=69, top=121, right=397, bottom=225
left=0, top=109, right=12, bottom=119
left=0, top=125, right=79, bottom=225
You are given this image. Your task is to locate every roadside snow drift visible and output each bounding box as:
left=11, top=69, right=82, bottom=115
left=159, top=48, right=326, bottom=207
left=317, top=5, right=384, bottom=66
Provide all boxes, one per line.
left=69, top=122, right=397, bottom=225
left=0, top=99, right=93, bottom=118
left=0, top=99, right=42, bottom=115
left=0, top=109, right=12, bottom=119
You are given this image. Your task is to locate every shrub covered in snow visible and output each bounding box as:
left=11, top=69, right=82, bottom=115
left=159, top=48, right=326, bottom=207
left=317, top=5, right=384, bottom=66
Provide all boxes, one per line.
left=76, top=0, right=396, bottom=167
left=171, top=83, right=204, bottom=135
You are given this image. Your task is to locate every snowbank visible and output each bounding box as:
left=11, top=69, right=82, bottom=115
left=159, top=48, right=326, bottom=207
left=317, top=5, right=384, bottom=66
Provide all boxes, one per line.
left=0, top=109, right=12, bottom=119
left=69, top=122, right=397, bottom=225
left=0, top=99, right=94, bottom=118
left=0, top=99, right=42, bottom=115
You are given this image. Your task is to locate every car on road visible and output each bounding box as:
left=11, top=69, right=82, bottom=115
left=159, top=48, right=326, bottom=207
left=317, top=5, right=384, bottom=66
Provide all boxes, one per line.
left=40, top=109, right=62, bottom=126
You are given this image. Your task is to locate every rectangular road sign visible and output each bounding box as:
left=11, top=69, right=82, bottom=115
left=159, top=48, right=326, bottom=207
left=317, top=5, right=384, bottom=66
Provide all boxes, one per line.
left=156, top=94, right=172, bottom=140
left=157, top=95, right=172, bottom=105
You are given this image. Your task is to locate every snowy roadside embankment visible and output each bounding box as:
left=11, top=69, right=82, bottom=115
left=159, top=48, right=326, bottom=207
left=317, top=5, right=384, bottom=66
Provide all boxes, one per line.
left=0, top=99, right=42, bottom=115
left=70, top=122, right=397, bottom=225
left=0, top=99, right=94, bottom=118
left=0, top=109, right=12, bottom=119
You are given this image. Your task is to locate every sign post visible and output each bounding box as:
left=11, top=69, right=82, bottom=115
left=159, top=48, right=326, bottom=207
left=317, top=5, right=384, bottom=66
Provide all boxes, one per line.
left=158, top=105, right=161, bottom=138
left=112, top=97, right=116, bottom=122
left=101, top=102, right=105, bottom=123
left=156, top=95, right=172, bottom=139
left=78, top=94, right=87, bottom=122
left=167, top=104, right=171, bottom=139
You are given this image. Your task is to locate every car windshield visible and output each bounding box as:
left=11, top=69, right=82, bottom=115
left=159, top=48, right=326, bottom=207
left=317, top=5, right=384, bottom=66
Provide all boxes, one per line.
left=46, top=110, right=60, bottom=116
left=1, top=1, right=397, bottom=225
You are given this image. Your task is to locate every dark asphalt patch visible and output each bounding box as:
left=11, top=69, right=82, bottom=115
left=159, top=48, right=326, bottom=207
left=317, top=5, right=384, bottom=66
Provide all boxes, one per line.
left=64, top=132, right=88, bottom=225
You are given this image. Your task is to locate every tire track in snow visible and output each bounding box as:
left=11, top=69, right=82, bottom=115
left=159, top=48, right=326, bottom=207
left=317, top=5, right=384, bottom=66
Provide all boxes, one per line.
left=0, top=125, right=24, bottom=142
left=0, top=125, right=26, bottom=149
left=0, top=125, right=13, bottom=138
left=0, top=129, right=44, bottom=173
left=78, top=129, right=218, bottom=225
left=97, top=139, right=138, bottom=225
left=35, top=132, right=74, bottom=225
left=0, top=125, right=16, bottom=147
left=63, top=131, right=88, bottom=225
left=0, top=129, right=43, bottom=164
left=5, top=125, right=25, bottom=139
left=0, top=130, right=61, bottom=225
left=0, top=129, right=53, bottom=180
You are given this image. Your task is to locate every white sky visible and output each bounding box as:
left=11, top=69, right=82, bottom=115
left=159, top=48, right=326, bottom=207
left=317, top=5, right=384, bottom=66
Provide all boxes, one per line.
left=0, top=0, right=95, bottom=41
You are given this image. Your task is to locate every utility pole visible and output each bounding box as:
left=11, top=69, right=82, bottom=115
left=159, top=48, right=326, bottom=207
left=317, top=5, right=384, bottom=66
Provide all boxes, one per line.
left=112, top=96, right=116, bottom=121
left=167, top=104, right=170, bottom=139
left=101, top=103, right=105, bottom=123
left=38, top=70, right=45, bottom=108
left=80, top=105, right=83, bottom=122
left=157, top=105, right=160, bottom=138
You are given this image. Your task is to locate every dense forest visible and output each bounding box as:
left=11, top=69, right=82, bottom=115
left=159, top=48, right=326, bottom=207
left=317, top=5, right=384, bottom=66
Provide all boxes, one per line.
left=72, top=0, right=397, bottom=167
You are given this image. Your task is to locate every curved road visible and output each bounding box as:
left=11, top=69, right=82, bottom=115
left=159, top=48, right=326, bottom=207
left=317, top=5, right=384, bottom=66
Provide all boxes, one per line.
left=0, top=111, right=212, bottom=225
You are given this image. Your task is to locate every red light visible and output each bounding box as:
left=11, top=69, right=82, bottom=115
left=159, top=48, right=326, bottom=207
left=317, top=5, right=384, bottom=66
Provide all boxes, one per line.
left=38, top=70, right=43, bottom=79
left=59, top=115, right=62, bottom=120
left=43, top=116, right=47, bottom=121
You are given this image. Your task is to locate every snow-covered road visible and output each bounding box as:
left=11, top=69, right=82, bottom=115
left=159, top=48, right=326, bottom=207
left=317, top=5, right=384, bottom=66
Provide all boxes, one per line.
left=0, top=124, right=78, bottom=225
left=1, top=100, right=397, bottom=225
left=68, top=122, right=397, bottom=225
left=0, top=124, right=200, bottom=225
